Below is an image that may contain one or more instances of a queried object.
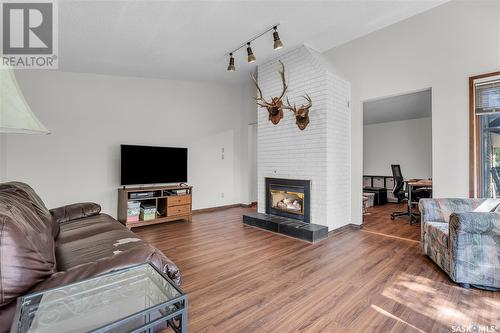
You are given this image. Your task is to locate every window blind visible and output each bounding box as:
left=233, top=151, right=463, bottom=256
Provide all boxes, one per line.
left=476, top=80, right=500, bottom=114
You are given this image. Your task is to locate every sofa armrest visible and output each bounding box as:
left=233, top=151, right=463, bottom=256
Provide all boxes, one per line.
left=419, top=199, right=446, bottom=223
left=450, top=212, right=500, bottom=235
left=50, top=202, right=101, bottom=224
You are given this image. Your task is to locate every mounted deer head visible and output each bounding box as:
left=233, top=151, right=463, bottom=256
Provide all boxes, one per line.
left=283, top=94, right=312, bottom=130
left=250, top=61, right=287, bottom=125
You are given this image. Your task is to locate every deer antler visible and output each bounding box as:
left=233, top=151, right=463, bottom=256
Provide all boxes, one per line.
left=249, top=61, right=288, bottom=125
left=283, top=97, right=297, bottom=113
left=286, top=94, right=312, bottom=130
left=250, top=61, right=287, bottom=107
left=277, top=60, right=287, bottom=101
left=284, top=94, right=312, bottom=113
left=302, top=94, right=312, bottom=109
left=250, top=72, right=271, bottom=107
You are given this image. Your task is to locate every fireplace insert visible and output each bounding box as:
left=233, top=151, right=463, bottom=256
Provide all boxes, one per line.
left=265, top=178, right=310, bottom=223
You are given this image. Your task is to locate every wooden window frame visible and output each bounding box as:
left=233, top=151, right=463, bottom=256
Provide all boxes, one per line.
left=469, top=71, right=500, bottom=198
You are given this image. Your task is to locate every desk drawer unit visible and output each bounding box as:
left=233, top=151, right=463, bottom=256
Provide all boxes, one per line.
left=167, top=204, right=191, bottom=216
left=167, top=195, right=191, bottom=207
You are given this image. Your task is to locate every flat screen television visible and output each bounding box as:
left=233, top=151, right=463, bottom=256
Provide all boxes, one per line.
left=121, top=145, right=187, bottom=185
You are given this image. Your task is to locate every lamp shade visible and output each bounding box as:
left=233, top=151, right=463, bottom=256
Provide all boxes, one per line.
left=0, top=67, right=50, bottom=134
left=227, top=54, right=236, bottom=72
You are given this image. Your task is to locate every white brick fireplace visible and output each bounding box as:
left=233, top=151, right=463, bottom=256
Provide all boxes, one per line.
left=256, top=45, right=351, bottom=231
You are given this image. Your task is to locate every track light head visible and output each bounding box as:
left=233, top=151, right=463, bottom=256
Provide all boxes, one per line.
left=225, top=24, right=282, bottom=72
left=273, top=26, right=283, bottom=50
left=247, top=43, right=256, bottom=63
left=227, top=53, right=236, bottom=72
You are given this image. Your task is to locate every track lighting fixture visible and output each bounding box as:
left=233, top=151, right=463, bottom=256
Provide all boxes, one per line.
left=227, top=53, right=235, bottom=72
left=225, top=24, right=283, bottom=72
left=273, top=26, right=283, bottom=50
left=247, top=43, right=256, bottom=63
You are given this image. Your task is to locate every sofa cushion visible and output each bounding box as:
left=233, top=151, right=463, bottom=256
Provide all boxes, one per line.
left=55, top=214, right=181, bottom=285
left=0, top=182, right=56, bottom=307
left=0, top=182, right=58, bottom=237
left=56, top=213, right=125, bottom=247
left=56, top=214, right=140, bottom=269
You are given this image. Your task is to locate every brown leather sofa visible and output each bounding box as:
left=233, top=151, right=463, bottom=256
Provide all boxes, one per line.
left=0, top=182, right=180, bottom=332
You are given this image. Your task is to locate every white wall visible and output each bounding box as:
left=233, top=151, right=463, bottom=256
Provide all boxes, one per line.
left=247, top=123, right=257, bottom=203
left=364, top=117, right=432, bottom=179
left=3, top=70, right=256, bottom=216
left=238, top=83, right=259, bottom=206
left=324, top=0, right=500, bottom=225
left=257, top=46, right=351, bottom=230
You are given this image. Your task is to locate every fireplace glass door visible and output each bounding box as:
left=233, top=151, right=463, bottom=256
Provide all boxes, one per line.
left=265, top=178, right=311, bottom=223
left=270, top=189, right=304, bottom=216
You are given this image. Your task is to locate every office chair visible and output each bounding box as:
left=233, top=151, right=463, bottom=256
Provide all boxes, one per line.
left=389, top=164, right=431, bottom=221
left=390, top=164, right=409, bottom=220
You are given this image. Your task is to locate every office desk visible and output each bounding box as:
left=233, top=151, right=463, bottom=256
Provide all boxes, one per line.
left=407, top=179, right=432, bottom=224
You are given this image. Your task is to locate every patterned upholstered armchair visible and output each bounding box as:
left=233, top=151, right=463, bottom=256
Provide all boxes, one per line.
left=419, top=198, right=500, bottom=290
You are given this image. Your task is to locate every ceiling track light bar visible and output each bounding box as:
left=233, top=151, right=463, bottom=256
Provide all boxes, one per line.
left=225, top=23, right=280, bottom=56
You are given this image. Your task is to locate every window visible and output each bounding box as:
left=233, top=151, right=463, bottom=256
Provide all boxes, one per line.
left=470, top=72, right=500, bottom=197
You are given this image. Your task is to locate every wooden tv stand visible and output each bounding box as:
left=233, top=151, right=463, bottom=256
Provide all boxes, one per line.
left=118, top=184, right=192, bottom=229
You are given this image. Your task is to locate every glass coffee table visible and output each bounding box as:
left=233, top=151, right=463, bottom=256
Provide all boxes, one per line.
left=11, top=262, right=187, bottom=333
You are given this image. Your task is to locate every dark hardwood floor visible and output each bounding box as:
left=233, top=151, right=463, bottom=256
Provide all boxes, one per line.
left=135, top=204, right=500, bottom=333
left=363, top=203, right=421, bottom=242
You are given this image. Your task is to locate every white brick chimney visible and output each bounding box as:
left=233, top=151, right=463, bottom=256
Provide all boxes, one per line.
left=256, top=45, right=351, bottom=231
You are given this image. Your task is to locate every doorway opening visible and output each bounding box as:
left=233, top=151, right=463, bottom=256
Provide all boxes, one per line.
left=362, top=88, right=432, bottom=237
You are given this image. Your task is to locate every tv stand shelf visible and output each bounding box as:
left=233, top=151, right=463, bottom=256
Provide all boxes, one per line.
left=118, top=185, right=192, bottom=229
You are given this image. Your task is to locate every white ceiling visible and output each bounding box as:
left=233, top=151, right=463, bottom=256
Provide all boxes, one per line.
left=363, top=88, right=432, bottom=125
left=58, top=1, right=447, bottom=83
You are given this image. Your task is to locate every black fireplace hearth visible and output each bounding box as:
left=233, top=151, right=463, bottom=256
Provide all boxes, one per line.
left=242, top=177, right=327, bottom=243
left=242, top=213, right=327, bottom=243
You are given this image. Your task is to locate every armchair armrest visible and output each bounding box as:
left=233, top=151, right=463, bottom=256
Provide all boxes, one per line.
left=419, top=198, right=446, bottom=223
left=50, top=202, right=101, bottom=224
left=450, top=212, right=500, bottom=235
left=448, top=212, right=500, bottom=287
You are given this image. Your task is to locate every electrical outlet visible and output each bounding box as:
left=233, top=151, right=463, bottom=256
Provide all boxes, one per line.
left=221, top=192, right=225, bottom=198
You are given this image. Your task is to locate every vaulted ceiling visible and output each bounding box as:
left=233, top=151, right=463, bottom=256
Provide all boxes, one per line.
left=59, top=1, right=447, bottom=83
